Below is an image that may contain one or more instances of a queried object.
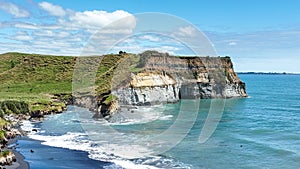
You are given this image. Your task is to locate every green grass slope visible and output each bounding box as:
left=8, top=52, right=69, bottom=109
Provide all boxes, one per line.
left=0, top=52, right=139, bottom=115
left=0, top=52, right=75, bottom=113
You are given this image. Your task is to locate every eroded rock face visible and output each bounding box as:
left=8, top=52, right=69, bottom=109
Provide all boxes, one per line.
left=113, top=52, right=247, bottom=106
left=78, top=51, right=247, bottom=118
left=73, top=95, right=97, bottom=111
left=114, top=73, right=179, bottom=105
left=0, top=152, right=16, bottom=166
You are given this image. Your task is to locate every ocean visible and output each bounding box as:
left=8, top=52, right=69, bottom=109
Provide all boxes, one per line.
left=16, top=74, right=300, bottom=169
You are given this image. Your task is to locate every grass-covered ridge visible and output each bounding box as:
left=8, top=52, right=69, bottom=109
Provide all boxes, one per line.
left=0, top=52, right=76, bottom=114
left=0, top=52, right=75, bottom=94
left=0, top=52, right=139, bottom=115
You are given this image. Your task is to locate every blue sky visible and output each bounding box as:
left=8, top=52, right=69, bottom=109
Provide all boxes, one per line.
left=0, top=0, right=299, bottom=73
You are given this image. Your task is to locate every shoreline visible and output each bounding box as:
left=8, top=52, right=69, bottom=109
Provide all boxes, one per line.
left=14, top=135, right=112, bottom=169
left=1, top=114, right=37, bottom=168
left=0, top=101, right=68, bottom=168
left=11, top=149, right=29, bottom=169
left=4, top=137, right=29, bottom=169
left=3, top=109, right=110, bottom=169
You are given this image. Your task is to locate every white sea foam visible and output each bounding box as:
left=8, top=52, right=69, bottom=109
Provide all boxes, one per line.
left=21, top=106, right=190, bottom=169
left=20, top=120, right=35, bottom=133
left=111, top=160, right=159, bottom=169
left=107, top=105, right=169, bottom=125
left=26, top=128, right=160, bottom=168
left=29, top=132, right=91, bottom=152
left=159, top=115, right=173, bottom=120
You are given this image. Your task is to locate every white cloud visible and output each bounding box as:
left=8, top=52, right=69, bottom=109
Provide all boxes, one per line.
left=38, top=2, right=66, bottom=17
left=154, top=46, right=180, bottom=54
left=0, top=2, right=29, bottom=18
left=176, top=26, right=197, bottom=37
left=33, top=30, right=70, bottom=38
left=8, top=31, right=32, bottom=41
left=15, top=23, right=39, bottom=29
left=173, top=26, right=217, bottom=56
left=228, top=42, right=237, bottom=46
left=68, top=10, right=135, bottom=30
left=0, top=2, right=135, bottom=56
left=13, top=35, right=33, bottom=41
left=139, top=35, right=161, bottom=42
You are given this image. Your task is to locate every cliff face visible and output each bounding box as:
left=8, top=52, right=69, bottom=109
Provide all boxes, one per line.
left=114, top=73, right=179, bottom=105
left=72, top=51, right=247, bottom=118
left=113, top=51, right=247, bottom=106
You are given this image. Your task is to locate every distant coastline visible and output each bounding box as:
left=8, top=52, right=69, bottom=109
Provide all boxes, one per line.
left=237, top=72, right=300, bottom=75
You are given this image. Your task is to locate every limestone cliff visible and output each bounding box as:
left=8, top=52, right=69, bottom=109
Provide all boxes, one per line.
left=114, top=72, right=179, bottom=105
left=113, top=51, right=247, bottom=106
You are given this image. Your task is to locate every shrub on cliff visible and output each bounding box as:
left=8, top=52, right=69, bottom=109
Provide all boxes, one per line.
left=0, top=150, right=10, bottom=157
left=0, top=101, right=30, bottom=116
left=0, top=109, right=4, bottom=118
left=103, top=94, right=117, bottom=105
left=0, top=130, right=6, bottom=141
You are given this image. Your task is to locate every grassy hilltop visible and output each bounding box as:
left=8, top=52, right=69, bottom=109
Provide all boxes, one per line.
left=0, top=52, right=74, bottom=114
left=0, top=52, right=138, bottom=116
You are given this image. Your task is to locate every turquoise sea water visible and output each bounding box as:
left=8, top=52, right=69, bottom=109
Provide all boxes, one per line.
left=167, top=74, right=300, bottom=169
left=17, top=74, right=300, bottom=169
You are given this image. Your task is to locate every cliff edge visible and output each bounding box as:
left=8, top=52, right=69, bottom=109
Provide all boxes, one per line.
left=112, top=51, right=247, bottom=108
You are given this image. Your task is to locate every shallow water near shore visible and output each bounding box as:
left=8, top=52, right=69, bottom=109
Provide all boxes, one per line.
left=16, top=74, right=300, bottom=168
left=16, top=137, right=112, bottom=169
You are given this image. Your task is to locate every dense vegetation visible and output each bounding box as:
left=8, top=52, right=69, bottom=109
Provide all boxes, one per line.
left=0, top=101, right=30, bottom=117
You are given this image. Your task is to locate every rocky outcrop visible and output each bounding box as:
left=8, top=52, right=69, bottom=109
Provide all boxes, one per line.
left=0, top=117, right=20, bottom=167
left=114, top=73, right=179, bottom=105
left=30, top=105, right=66, bottom=119
left=113, top=51, right=247, bottom=106
left=73, top=93, right=120, bottom=119
left=0, top=151, right=16, bottom=166
left=73, top=95, right=97, bottom=112
left=97, top=100, right=120, bottom=119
